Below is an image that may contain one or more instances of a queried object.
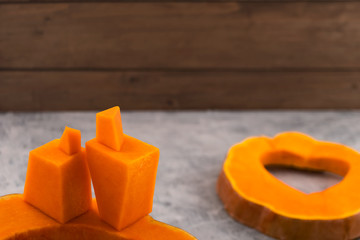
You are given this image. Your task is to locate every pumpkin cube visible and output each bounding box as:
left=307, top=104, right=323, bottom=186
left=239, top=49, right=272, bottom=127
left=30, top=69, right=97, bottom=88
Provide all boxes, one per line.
left=86, top=106, right=159, bottom=230
left=23, top=127, right=92, bottom=223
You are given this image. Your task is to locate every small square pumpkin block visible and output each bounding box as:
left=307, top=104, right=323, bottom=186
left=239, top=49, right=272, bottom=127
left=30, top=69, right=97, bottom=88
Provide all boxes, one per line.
left=23, top=127, right=91, bottom=223
left=86, top=107, right=160, bottom=230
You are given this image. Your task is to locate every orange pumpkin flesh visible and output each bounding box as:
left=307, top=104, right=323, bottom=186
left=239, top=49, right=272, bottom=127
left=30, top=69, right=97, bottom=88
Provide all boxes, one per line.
left=0, top=194, right=195, bottom=240
left=86, top=106, right=160, bottom=230
left=1, top=106, right=196, bottom=240
left=217, top=132, right=360, bottom=240
left=23, top=127, right=92, bottom=224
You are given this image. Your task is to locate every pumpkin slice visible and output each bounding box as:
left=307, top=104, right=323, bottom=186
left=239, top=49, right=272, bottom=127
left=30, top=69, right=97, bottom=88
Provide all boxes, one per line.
left=86, top=106, right=160, bottom=230
left=23, top=127, right=92, bottom=223
left=217, top=132, right=360, bottom=240
left=0, top=194, right=196, bottom=240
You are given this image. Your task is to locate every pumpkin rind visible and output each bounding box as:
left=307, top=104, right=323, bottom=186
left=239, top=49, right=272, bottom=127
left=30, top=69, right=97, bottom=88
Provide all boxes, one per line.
left=217, top=132, right=360, bottom=240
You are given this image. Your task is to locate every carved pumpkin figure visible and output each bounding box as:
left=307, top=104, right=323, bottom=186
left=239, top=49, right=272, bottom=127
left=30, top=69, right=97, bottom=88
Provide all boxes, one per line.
left=0, top=107, right=195, bottom=240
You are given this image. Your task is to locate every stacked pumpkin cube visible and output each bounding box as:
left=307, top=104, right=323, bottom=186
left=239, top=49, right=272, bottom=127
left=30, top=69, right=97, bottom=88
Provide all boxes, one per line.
left=23, top=106, right=159, bottom=230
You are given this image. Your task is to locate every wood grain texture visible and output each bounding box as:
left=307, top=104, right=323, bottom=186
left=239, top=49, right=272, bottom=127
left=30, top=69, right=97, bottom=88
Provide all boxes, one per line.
left=0, top=0, right=346, bottom=3
left=1, top=71, right=360, bottom=110
left=1, top=2, right=360, bottom=70
left=2, top=2, right=360, bottom=110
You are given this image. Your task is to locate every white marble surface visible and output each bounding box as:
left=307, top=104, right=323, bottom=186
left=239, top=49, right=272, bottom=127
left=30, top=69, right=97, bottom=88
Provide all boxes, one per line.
left=1, top=111, right=360, bottom=240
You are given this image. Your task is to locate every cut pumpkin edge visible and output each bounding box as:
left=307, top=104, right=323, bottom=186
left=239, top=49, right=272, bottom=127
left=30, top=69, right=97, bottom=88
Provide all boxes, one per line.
left=223, top=166, right=360, bottom=221
left=222, top=133, right=360, bottom=221
left=0, top=194, right=196, bottom=240
left=217, top=170, right=360, bottom=239
left=219, top=168, right=360, bottom=220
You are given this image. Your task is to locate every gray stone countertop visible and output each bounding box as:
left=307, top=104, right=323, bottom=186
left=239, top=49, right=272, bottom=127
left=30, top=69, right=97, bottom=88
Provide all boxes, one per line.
left=1, top=110, right=360, bottom=240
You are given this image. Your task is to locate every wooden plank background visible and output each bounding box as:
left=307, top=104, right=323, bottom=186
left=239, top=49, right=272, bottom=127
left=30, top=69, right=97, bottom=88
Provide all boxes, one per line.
left=1, top=1, right=360, bottom=110
left=2, top=71, right=360, bottom=110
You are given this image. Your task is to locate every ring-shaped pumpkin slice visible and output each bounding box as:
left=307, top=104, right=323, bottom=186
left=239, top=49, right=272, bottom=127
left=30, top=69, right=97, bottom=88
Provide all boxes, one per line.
left=217, top=132, right=360, bottom=240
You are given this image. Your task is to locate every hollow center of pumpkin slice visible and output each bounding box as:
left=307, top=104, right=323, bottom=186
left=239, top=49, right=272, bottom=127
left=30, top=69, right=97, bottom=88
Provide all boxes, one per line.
left=262, top=151, right=348, bottom=194
left=265, top=165, right=344, bottom=194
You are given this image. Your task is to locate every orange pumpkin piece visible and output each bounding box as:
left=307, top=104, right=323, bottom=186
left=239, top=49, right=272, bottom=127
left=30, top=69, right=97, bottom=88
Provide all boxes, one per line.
left=1, top=107, right=196, bottom=239
left=217, top=132, right=360, bottom=240
left=23, top=126, right=92, bottom=223
left=86, top=106, right=160, bottom=230
left=0, top=194, right=196, bottom=240
left=96, top=106, right=124, bottom=151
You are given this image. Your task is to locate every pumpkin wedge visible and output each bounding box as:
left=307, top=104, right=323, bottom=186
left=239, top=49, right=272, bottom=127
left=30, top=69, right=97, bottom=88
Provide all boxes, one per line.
left=217, top=132, right=360, bottom=240
left=0, top=194, right=195, bottom=240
